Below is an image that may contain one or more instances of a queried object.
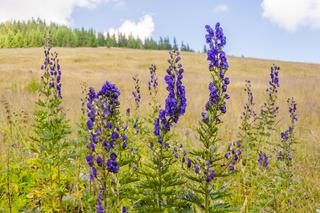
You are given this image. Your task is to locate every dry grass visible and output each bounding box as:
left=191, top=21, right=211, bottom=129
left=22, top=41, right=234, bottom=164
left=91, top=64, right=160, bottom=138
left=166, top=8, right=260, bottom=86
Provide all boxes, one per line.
left=0, top=47, right=319, bottom=210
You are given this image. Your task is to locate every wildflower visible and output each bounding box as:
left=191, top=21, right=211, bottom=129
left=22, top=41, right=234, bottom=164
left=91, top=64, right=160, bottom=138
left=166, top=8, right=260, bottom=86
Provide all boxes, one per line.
left=92, top=167, right=97, bottom=178
left=122, top=207, right=128, bottom=213
left=126, top=108, right=130, bottom=116
left=187, top=158, right=192, bottom=168
left=204, top=23, right=229, bottom=115
left=87, top=120, right=94, bottom=130
left=121, top=135, right=128, bottom=141
left=132, top=75, right=141, bottom=109
left=224, top=141, right=242, bottom=167
left=107, top=153, right=119, bottom=174
left=154, top=50, right=186, bottom=137
left=193, top=164, right=200, bottom=174
left=206, top=170, right=214, bottom=182
left=184, top=23, right=236, bottom=211
left=86, top=155, right=94, bottom=167
left=258, top=152, right=269, bottom=168
left=106, top=122, right=112, bottom=129
left=41, top=49, right=63, bottom=98
left=111, top=132, right=119, bottom=140
left=150, top=142, right=154, bottom=148
left=96, top=156, right=103, bottom=167
left=85, top=80, right=126, bottom=211
left=201, top=112, right=209, bottom=123
left=220, top=104, right=227, bottom=113
left=270, top=65, right=280, bottom=87
left=89, top=143, right=95, bottom=152
left=97, top=188, right=105, bottom=213
left=154, top=118, right=160, bottom=135
left=148, top=64, right=158, bottom=96
left=122, top=142, right=127, bottom=149
left=278, top=97, right=298, bottom=163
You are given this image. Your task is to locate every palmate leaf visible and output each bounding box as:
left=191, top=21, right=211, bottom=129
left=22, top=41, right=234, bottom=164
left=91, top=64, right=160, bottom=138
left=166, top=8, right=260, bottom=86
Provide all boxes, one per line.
left=184, top=173, right=203, bottom=184
left=139, top=178, right=160, bottom=189
left=208, top=185, right=231, bottom=200
left=119, top=173, right=140, bottom=185
left=181, top=190, right=204, bottom=206
left=138, top=169, right=156, bottom=178
left=209, top=202, right=235, bottom=213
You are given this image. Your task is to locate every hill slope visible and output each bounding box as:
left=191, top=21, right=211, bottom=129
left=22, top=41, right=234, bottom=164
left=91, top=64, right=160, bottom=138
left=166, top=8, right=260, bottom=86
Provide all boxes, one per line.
left=0, top=47, right=319, bottom=209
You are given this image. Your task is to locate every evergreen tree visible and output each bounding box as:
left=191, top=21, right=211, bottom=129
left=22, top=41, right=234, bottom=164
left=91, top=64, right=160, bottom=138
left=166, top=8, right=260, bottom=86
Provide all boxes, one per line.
left=173, top=37, right=178, bottom=50
left=0, top=19, right=193, bottom=50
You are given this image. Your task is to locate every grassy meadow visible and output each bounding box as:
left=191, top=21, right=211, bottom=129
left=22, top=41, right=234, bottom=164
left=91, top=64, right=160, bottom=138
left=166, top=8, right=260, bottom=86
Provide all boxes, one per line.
left=0, top=47, right=319, bottom=211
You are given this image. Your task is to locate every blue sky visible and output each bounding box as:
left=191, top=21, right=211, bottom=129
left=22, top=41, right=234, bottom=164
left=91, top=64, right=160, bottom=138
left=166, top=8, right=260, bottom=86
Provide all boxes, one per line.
left=1, top=0, right=320, bottom=63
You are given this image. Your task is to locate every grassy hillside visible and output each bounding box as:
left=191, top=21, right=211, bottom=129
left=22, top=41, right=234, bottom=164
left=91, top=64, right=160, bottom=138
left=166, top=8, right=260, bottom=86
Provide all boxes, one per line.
left=0, top=47, right=319, bottom=210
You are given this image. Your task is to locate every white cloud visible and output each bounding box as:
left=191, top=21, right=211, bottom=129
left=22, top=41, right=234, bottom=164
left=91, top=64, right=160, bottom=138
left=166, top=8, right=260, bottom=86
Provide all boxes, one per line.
left=261, top=0, right=320, bottom=31
left=106, top=15, right=155, bottom=40
left=0, top=0, right=120, bottom=25
left=213, top=4, right=229, bottom=13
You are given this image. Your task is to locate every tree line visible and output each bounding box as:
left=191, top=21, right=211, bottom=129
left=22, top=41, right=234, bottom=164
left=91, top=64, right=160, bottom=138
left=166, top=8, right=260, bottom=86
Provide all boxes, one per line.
left=0, top=19, right=193, bottom=51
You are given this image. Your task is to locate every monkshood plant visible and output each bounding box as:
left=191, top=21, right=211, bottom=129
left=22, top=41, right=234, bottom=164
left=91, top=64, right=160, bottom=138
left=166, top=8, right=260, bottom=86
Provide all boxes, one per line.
left=242, top=66, right=281, bottom=211
left=85, top=81, right=139, bottom=212
left=29, top=45, right=71, bottom=211
left=235, top=80, right=258, bottom=206
left=135, top=50, right=188, bottom=212
left=250, top=96, right=298, bottom=212
left=148, top=64, right=158, bottom=98
left=238, top=80, right=257, bottom=163
left=272, top=97, right=298, bottom=210
left=129, top=74, right=144, bottom=136
left=255, top=65, right=280, bottom=158
left=182, top=23, right=241, bottom=212
left=132, top=75, right=141, bottom=110
left=277, top=97, right=298, bottom=166
left=145, top=64, right=160, bottom=133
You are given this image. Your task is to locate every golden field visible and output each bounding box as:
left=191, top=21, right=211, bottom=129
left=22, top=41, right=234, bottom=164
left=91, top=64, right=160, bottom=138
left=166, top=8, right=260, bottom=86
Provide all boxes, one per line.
left=0, top=47, right=319, bottom=210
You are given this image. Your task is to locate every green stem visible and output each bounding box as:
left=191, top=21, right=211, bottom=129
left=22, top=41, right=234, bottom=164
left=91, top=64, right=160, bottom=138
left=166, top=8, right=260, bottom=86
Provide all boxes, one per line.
left=158, top=141, right=163, bottom=209
left=205, top=181, right=209, bottom=213
left=5, top=133, right=12, bottom=213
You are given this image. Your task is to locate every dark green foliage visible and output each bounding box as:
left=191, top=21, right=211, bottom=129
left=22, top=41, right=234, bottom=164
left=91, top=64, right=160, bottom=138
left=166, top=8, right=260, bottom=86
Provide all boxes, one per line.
left=0, top=19, right=194, bottom=51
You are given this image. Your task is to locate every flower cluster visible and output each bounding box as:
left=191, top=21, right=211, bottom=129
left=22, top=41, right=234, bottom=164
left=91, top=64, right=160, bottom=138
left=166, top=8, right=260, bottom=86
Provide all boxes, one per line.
left=148, top=64, right=158, bottom=96
left=263, top=65, right=280, bottom=113
left=107, top=152, right=119, bottom=173
left=256, top=65, right=281, bottom=148
left=241, top=80, right=256, bottom=121
left=185, top=156, right=216, bottom=183
left=154, top=50, right=186, bottom=141
left=224, top=141, right=242, bottom=171
left=278, top=97, right=298, bottom=163
left=270, top=65, right=280, bottom=87
left=183, top=141, right=241, bottom=184
left=258, top=152, right=269, bottom=168
left=86, top=81, right=122, bottom=175
left=41, top=48, right=62, bottom=98
left=205, top=23, right=228, bottom=70
left=137, top=51, right=187, bottom=211
left=85, top=81, right=125, bottom=212
left=132, top=75, right=141, bottom=110
left=96, top=187, right=105, bottom=213
left=203, top=23, right=230, bottom=122
left=288, top=97, right=298, bottom=124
